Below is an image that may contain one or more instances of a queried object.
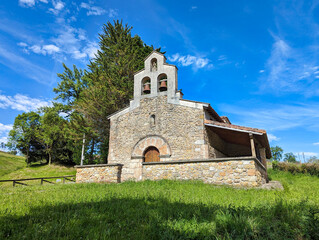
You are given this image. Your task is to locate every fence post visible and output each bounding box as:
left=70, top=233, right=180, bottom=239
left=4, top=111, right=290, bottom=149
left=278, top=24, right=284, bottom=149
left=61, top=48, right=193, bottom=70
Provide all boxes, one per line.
left=13, top=180, right=15, bottom=187
left=41, top=178, right=43, bottom=185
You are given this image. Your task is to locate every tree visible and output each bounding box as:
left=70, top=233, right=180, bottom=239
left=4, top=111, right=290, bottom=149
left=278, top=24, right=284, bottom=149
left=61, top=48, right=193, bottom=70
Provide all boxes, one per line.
left=55, top=20, right=161, bottom=163
left=54, top=64, right=87, bottom=106
left=283, top=152, right=297, bottom=163
left=7, top=112, right=45, bottom=164
left=39, top=106, right=66, bottom=165
left=270, top=146, right=283, bottom=161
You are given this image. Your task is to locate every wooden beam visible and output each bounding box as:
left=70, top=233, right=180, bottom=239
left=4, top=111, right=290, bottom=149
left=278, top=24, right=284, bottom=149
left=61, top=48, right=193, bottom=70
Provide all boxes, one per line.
left=249, top=133, right=256, bottom=157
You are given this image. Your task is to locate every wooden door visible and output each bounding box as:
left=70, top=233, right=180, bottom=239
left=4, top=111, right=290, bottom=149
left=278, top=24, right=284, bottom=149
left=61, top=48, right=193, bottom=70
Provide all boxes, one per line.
left=144, top=147, right=160, bottom=162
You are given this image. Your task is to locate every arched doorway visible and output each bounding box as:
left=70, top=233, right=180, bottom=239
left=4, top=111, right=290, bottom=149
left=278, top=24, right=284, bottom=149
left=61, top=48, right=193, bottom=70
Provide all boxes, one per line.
left=144, top=146, right=160, bottom=162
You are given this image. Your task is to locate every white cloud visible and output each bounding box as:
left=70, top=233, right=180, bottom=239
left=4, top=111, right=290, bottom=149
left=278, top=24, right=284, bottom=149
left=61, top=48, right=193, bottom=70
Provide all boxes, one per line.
left=19, top=0, right=48, bottom=7
left=0, top=94, right=51, bottom=112
left=18, top=42, right=28, bottom=47
left=168, top=53, right=211, bottom=69
left=80, top=2, right=117, bottom=17
left=49, top=0, right=65, bottom=14
left=0, top=123, right=13, bottom=133
left=83, top=41, right=99, bottom=58
left=260, top=3, right=319, bottom=97
left=313, top=142, right=319, bottom=146
left=108, top=9, right=118, bottom=18
left=53, top=1, right=64, bottom=10
left=259, top=69, right=265, bottom=73
left=13, top=12, right=98, bottom=62
left=217, top=55, right=227, bottom=61
left=19, top=43, right=60, bottom=55
left=51, top=21, right=98, bottom=60
left=72, top=50, right=87, bottom=59
left=0, top=136, right=8, bottom=144
left=268, top=133, right=280, bottom=142
left=19, top=0, right=35, bottom=7
left=30, top=45, right=46, bottom=55
left=0, top=123, right=13, bottom=144
left=42, top=44, right=60, bottom=54
left=80, top=2, right=106, bottom=16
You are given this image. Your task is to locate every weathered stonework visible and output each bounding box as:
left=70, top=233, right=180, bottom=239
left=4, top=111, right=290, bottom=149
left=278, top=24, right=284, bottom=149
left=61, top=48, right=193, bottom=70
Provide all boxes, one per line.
left=108, top=95, right=207, bottom=181
left=75, top=164, right=123, bottom=183
left=75, top=157, right=266, bottom=187
left=142, top=157, right=266, bottom=187
left=132, top=135, right=172, bottom=158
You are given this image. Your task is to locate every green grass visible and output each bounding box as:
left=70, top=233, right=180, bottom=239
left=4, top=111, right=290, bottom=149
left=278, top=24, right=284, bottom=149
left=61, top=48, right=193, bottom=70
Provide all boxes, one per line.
left=0, top=151, right=76, bottom=187
left=0, top=170, right=319, bottom=239
left=0, top=151, right=25, bottom=176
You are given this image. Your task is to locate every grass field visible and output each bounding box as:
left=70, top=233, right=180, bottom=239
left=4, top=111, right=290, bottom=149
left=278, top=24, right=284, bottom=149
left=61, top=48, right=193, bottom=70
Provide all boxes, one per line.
left=0, top=151, right=76, bottom=187
left=1, top=169, right=319, bottom=239
left=0, top=151, right=26, bottom=177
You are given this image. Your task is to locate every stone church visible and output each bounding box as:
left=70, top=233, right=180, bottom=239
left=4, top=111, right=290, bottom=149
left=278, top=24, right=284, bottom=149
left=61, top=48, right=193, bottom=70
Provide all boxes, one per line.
left=76, top=51, right=271, bottom=187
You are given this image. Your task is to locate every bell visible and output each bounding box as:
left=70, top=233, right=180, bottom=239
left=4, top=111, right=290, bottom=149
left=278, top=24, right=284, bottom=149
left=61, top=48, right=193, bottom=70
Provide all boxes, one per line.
left=159, top=79, right=167, bottom=91
left=143, top=83, right=150, bottom=94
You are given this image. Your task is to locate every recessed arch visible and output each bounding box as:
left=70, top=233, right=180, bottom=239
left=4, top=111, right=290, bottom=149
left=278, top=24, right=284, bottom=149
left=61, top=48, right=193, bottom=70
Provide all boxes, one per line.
left=131, top=135, right=171, bottom=158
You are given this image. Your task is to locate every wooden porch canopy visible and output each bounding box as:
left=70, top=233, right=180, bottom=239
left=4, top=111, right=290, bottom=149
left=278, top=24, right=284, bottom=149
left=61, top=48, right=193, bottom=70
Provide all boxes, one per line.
left=204, top=120, right=271, bottom=159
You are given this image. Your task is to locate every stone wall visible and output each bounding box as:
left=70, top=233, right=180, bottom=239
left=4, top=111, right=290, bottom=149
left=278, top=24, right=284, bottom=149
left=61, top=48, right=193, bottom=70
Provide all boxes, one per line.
left=108, top=95, right=208, bottom=181
left=142, top=157, right=266, bottom=187
left=75, top=164, right=123, bottom=183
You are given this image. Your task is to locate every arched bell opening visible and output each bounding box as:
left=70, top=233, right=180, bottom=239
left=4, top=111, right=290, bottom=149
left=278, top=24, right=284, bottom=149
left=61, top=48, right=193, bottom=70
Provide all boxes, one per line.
left=143, top=146, right=160, bottom=162
left=158, top=73, right=168, bottom=92
left=141, top=76, right=151, bottom=95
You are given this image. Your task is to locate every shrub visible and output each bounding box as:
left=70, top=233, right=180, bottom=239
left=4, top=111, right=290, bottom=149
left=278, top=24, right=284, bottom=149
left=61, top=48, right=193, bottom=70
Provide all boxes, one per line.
left=272, top=161, right=279, bottom=170
left=272, top=162, right=319, bottom=176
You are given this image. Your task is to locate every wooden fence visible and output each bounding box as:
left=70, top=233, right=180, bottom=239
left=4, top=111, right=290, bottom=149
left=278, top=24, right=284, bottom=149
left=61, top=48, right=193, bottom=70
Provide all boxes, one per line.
left=0, top=175, right=76, bottom=187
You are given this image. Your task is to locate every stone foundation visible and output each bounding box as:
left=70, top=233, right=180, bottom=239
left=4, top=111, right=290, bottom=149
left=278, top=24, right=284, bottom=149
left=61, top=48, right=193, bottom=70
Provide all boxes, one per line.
left=76, top=157, right=267, bottom=187
left=142, top=157, right=266, bottom=187
left=75, top=164, right=123, bottom=183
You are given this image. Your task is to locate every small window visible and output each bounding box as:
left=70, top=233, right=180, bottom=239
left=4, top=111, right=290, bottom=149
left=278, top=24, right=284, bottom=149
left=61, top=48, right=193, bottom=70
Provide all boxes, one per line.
left=150, top=114, right=156, bottom=127
left=157, top=73, right=167, bottom=92
left=151, top=58, right=157, bottom=72
left=142, top=77, right=151, bottom=95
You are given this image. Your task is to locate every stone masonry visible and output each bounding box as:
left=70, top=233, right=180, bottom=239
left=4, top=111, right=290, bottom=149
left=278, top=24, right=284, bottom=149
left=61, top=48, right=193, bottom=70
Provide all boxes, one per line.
left=76, top=164, right=123, bottom=183
left=108, top=95, right=207, bottom=181
left=142, top=157, right=266, bottom=187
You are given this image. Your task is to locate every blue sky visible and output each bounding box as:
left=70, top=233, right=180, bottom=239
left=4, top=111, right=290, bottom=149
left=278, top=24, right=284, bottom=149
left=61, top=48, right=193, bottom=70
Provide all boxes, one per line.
left=1, top=0, right=319, bottom=161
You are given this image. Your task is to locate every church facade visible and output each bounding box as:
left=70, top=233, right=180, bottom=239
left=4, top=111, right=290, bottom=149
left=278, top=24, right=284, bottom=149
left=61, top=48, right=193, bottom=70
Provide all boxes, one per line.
left=76, top=51, right=271, bottom=187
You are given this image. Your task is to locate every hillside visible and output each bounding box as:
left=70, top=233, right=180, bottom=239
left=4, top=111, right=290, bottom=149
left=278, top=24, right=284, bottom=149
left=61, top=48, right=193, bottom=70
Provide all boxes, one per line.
left=0, top=151, right=76, bottom=184
left=0, top=170, right=319, bottom=239
left=0, top=151, right=25, bottom=177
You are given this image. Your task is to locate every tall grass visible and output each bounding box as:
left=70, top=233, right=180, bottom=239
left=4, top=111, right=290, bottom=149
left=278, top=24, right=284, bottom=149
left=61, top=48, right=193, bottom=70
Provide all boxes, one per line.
left=1, top=170, right=319, bottom=239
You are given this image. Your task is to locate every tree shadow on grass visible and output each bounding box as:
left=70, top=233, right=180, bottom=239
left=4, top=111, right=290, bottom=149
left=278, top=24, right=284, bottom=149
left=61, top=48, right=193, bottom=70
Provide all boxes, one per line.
left=0, top=197, right=318, bottom=240
left=28, top=162, right=48, bottom=168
